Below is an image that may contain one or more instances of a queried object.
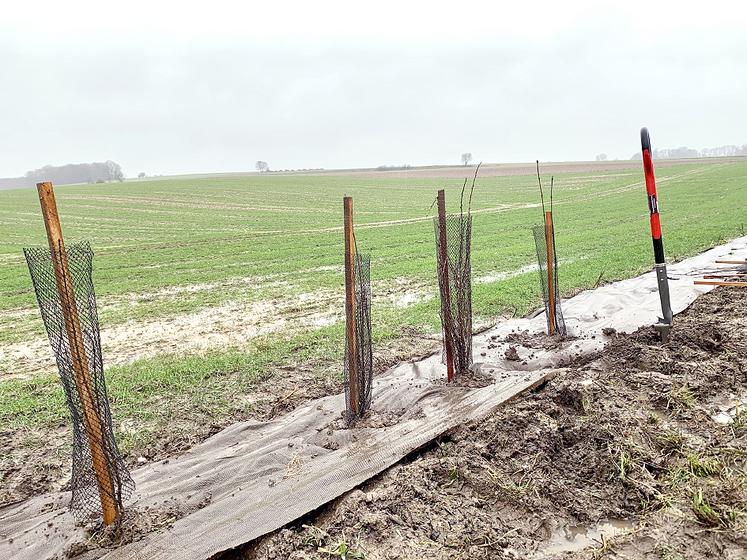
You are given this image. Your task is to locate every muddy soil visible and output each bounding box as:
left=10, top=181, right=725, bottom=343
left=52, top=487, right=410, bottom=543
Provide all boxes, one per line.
left=232, top=288, right=747, bottom=560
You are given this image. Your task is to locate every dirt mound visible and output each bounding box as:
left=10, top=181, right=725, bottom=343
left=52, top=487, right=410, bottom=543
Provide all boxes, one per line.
left=235, top=288, right=747, bottom=560
left=60, top=495, right=213, bottom=559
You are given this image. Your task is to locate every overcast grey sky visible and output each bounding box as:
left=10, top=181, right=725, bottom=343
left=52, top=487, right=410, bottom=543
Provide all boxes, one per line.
left=1, top=1, right=746, bottom=177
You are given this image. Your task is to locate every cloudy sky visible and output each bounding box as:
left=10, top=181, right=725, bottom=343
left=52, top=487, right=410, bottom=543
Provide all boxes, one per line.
left=1, top=1, right=746, bottom=177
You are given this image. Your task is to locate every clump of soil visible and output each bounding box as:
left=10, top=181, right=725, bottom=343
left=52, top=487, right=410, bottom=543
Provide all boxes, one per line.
left=327, top=410, right=405, bottom=432
left=63, top=495, right=213, bottom=558
left=234, top=288, right=747, bottom=560
left=433, top=367, right=495, bottom=389
left=504, top=345, right=521, bottom=361
left=502, top=330, right=573, bottom=351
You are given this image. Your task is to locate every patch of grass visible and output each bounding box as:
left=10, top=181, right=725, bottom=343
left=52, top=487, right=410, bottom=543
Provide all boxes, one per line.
left=485, top=465, right=532, bottom=498
left=666, top=383, right=695, bottom=415
left=318, top=537, right=365, bottom=559
left=302, top=524, right=329, bottom=548
left=616, top=449, right=635, bottom=480
left=665, top=465, right=692, bottom=489
left=647, top=412, right=662, bottom=426
left=590, top=533, right=614, bottom=560
left=656, top=429, right=685, bottom=453
left=447, top=462, right=461, bottom=485
left=302, top=525, right=366, bottom=559
left=436, top=439, right=452, bottom=457
left=732, top=404, right=747, bottom=435
left=656, top=543, right=685, bottom=560
left=0, top=325, right=347, bottom=458
left=691, top=489, right=720, bottom=526
left=687, top=454, right=722, bottom=477
left=610, top=440, right=645, bottom=481
left=691, top=489, right=735, bottom=527
left=497, top=478, right=532, bottom=499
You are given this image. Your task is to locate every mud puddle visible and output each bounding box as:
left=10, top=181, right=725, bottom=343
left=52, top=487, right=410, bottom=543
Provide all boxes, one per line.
left=1, top=272, right=443, bottom=379
left=536, top=520, right=633, bottom=558
left=711, top=394, right=747, bottom=425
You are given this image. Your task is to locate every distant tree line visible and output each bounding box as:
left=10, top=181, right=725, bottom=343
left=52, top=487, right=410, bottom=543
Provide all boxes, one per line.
left=254, top=161, right=328, bottom=173
left=23, top=161, right=125, bottom=186
left=630, top=143, right=747, bottom=160
left=376, top=164, right=412, bottom=171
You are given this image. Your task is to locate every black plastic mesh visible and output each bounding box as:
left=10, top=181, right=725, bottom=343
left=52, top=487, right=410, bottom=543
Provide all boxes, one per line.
left=344, top=253, right=373, bottom=422
left=532, top=223, right=567, bottom=336
left=434, top=215, right=473, bottom=375
left=24, top=241, right=133, bottom=520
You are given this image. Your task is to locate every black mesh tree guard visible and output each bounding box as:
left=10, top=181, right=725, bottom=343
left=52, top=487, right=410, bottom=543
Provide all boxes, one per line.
left=532, top=223, right=567, bottom=336
left=24, top=242, right=134, bottom=520
left=434, top=214, right=473, bottom=375
left=344, top=253, right=373, bottom=423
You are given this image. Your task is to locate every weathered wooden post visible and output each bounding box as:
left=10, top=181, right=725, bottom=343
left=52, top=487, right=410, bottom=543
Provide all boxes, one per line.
left=544, top=210, right=556, bottom=336
left=343, top=196, right=360, bottom=416
left=36, top=182, right=119, bottom=525
left=436, top=189, right=455, bottom=382
left=533, top=165, right=566, bottom=337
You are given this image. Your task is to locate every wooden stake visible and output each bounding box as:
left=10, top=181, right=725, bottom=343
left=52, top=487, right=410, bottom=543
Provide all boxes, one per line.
left=36, top=182, right=118, bottom=525
left=437, top=190, right=455, bottom=382
left=544, top=211, right=556, bottom=335
left=343, top=197, right=359, bottom=416
left=715, top=260, right=747, bottom=265
left=694, top=280, right=747, bottom=287
left=703, top=274, right=747, bottom=279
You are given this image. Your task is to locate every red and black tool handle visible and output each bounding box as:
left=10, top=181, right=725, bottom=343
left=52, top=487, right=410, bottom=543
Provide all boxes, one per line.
left=640, top=127, right=673, bottom=329
left=641, top=127, right=665, bottom=264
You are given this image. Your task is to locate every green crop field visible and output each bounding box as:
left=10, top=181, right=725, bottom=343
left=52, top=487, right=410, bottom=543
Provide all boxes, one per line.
left=0, top=159, right=746, bottom=500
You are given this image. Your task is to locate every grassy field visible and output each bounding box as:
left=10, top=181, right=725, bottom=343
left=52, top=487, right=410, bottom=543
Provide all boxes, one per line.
left=0, top=159, right=746, bottom=497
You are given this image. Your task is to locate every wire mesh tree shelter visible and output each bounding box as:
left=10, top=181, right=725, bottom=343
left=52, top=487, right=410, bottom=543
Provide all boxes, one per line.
left=24, top=182, right=133, bottom=524
left=533, top=162, right=567, bottom=336
left=434, top=180, right=474, bottom=380
left=343, top=197, right=373, bottom=422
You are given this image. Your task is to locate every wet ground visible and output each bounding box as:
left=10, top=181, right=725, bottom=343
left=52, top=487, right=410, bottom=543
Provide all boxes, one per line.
left=232, top=288, right=747, bottom=559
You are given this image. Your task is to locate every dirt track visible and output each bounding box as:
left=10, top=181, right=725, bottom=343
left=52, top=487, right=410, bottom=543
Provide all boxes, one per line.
left=236, top=288, right=747, bottom=560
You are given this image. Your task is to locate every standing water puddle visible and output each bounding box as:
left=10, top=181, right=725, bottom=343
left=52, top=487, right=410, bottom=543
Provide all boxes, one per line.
left=711, top=395, right=747, bottom=425
left=535, top=519, right=634, bottom=558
